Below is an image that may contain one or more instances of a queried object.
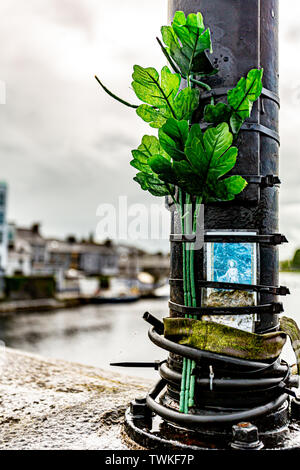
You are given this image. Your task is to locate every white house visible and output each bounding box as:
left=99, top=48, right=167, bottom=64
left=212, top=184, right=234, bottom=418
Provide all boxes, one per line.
left=6, top=223, right=32, bottom=276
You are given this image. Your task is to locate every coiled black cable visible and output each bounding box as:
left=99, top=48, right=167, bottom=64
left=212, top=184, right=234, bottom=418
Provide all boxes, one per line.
left=146, top=324, right=295, bottom=426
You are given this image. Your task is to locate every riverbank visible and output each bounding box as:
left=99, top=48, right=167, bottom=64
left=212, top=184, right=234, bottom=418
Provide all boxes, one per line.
left=0, top=347, right=152, bottom=449
left=0, top=296, right=85, bottom=315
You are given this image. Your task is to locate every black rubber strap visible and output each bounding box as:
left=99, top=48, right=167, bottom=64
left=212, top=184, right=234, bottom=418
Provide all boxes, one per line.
left=243, top=175, right=281, bottom=187
left=170, top=233, right=288, bottom=245
left=169, top=279, right=290, bottom=296
left=200, top=122, right=280, bottom=145
left=200, top=86, right=280, bottom=108
left=170, top=234, right=198, bottom=242
left=169, top=300, right=284, bottom=316
left=242, top=123, right=280, bottom=145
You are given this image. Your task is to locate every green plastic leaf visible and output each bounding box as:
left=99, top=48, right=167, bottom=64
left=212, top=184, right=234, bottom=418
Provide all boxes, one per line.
left=133, top=172, right=171, bottom=197
left=229, top=113, right=244, bottom=135
left=158, top=118, right=189, bottom=161
left=173, top=160, right=203, bottom=195
left=228, top=68, right=263, bottom=133
left=148, top=155, right=177, bottom=185
left=161, top=11, right=216, bottom=77
left=184, top=124, right=205, bottom=175
left=210, top=147, right=238, bottom=179
left=132, top=65, right=179, bottom=116
left=174, top=87, right=200, bottom=121
left=130, top=150, right=152, bottom=173
left=133, top=66, right=199, bottom=128
left=161, top=26, right=188, bottom=72
left=130, top=135, right=174, bottom=197
left=149, top=156, right=201, bottom=195
left=130, top=135, right=170, bottom=171
left=148, top=122, right=245, bottom=201
left=205, top=175, right=248, bottom=202
left=203, top=122, right=234, bottom=162
left=136, top=105, right=168, bottom=129
left=183, top=122, right=244, bottom=199
left=204, top=102, right=232, bottom=125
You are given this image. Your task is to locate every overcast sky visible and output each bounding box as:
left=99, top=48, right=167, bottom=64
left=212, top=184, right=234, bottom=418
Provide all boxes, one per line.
left=0, top=0, right=299, bottom=258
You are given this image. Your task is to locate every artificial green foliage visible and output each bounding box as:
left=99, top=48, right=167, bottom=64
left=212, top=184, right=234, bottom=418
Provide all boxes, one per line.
left=158, top=118, right=189, bottom=161
left=204, top=69, right=264, bottom=134
left=133, top=173, right=171, bottom=197
left=161, top=11, right=216, bottom=77
left=228, top=68, right=263, bottom=133
left=96, top=9, right=264, bottom=414
left=204, top=102, right=232, bottom=125
left=132, top=65, right=199, bottom=128
left=130, top=135, right=174, bottom=197
left=148, top=121, right=246, bottom=201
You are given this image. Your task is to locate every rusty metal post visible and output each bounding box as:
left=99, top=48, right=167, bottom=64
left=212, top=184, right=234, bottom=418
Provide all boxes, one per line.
left=125, top=0, right=300, bottom=449
left=166, top=0, right=285, bottom=424
left=169, top=0, right=280, bottom=334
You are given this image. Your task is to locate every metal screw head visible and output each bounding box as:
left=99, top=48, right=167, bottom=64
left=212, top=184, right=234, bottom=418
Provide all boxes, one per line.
left=130, top=397, right=151, bottom=419
left=231, top=422, right=264, bottom=450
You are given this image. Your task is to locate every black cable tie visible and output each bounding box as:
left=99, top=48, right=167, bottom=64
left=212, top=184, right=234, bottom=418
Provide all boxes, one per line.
left=200, top=86, right=280, bottom=108
left=242, top=174, right=281, bottom=187
left=170, top=233, right=288, bottom=245
left=169, top=279, right=290, bottom=296
left=170, top=234, right=196, bottom=242
left=263, top=175, right=281, bottom=187
left=169, top=300, right=284, bottom=316
left=110, top=360, right=163, bottom=370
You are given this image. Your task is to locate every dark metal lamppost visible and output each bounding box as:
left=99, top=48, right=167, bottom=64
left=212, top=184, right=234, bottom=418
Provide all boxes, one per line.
left=122, top=0, right=300, bottom=450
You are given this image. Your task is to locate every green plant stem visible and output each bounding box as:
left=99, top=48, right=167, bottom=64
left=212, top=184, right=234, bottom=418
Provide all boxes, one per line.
left=188, top=196, right=202, bottom=407
left=185, top=193, right=192, bottom=306
left=190, top=77, right=214, bottom=105
left=94, top=75, right=139, bottom=109
left=190, top=77, right=211, bottom=91
left=184, top=358, right=192, bottom=414
left=179, top=189, right=188, bottom=412
left=183, top=192, right=193, bottom=411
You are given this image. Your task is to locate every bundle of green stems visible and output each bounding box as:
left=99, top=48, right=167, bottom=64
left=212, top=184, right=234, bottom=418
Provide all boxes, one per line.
left=178, top=189, right=202, bottom=413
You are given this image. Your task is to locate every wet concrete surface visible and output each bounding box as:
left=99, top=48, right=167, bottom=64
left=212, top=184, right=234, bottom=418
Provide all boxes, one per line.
left=0, top=347, right=152, bottom=449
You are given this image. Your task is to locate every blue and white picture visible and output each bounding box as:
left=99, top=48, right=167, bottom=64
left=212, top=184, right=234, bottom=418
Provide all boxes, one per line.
left=204, top=231, right=257, bottom=333
left=211, top=242, right=255, bottom=285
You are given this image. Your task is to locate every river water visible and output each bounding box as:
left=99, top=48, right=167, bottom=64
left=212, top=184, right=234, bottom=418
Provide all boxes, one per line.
left=0, top=272, right=299, bottom=380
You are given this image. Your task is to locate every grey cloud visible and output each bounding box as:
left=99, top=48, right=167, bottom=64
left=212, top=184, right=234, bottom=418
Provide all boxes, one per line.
left=0, top=0, right=299, bottom=256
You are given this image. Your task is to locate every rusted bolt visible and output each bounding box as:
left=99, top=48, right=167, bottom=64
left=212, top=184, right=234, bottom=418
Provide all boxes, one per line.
left=231, top=422, right=264, bottom=450
left=238, top=422, right=251, bottom=428
left=130, top=397, right=151, bottom=419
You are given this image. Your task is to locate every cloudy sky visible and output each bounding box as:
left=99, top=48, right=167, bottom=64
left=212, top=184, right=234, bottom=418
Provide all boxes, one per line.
left=0, top=0, right=299, bottom=258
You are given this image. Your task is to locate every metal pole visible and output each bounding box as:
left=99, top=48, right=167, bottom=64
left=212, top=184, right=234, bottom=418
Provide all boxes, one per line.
left=168, top=0, right=280, bottom=334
